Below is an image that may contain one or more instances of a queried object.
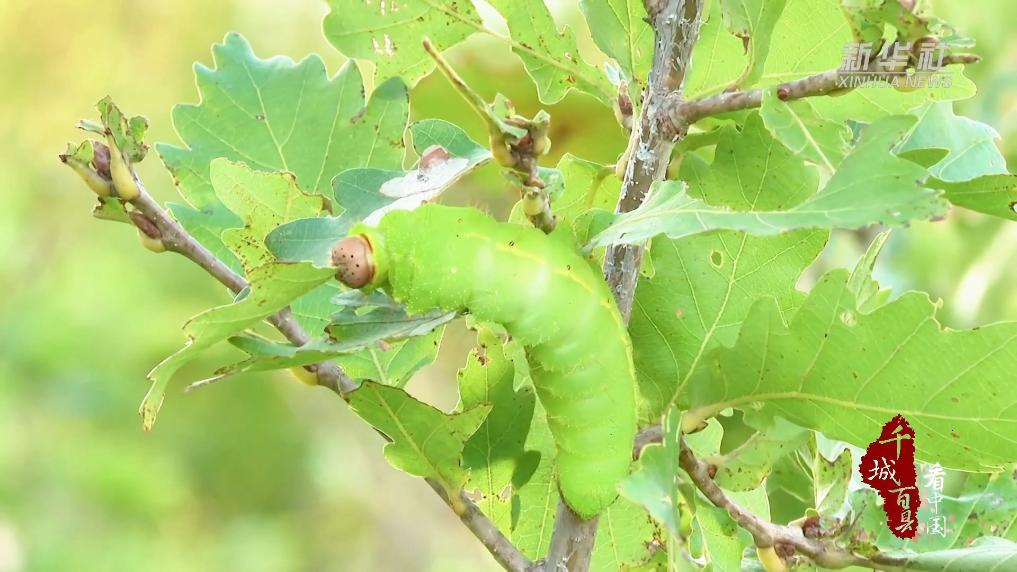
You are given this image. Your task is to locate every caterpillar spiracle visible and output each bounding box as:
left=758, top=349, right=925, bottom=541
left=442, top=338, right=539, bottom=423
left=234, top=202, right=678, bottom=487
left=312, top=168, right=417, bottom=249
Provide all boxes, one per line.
left=332, top=204, right=637, bottom=518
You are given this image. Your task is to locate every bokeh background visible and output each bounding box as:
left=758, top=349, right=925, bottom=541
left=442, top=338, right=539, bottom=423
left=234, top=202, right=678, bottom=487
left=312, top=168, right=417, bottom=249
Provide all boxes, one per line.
left=1, top=1, right=1015, bottom=570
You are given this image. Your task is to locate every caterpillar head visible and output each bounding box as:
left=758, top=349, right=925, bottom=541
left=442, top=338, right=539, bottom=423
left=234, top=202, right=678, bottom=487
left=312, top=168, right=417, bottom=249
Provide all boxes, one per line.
left=332, top=227, right=389, bottom=289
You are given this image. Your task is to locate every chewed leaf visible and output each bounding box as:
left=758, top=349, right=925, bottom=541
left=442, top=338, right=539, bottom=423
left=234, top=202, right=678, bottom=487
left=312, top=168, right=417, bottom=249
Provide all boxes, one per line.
left=349, top=381, right=491, bottom=492
left=211, top=160, right=326, bottom=272
left=719, top=0, right=787, bottom=88
left=485, top=0, right=614, bottom=104
left=897, top=102, right=1008, bottom=183
left=457, top=331, right=536, bottom=530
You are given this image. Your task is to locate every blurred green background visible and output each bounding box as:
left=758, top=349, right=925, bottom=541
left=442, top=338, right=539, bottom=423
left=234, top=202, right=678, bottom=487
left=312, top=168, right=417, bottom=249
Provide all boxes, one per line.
left=1, top=1, right=1015, bottom=571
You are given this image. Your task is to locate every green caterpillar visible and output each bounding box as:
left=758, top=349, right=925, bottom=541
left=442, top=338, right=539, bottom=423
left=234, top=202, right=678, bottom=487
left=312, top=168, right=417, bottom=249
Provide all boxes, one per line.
left=332, top=204, right=637, bottom=518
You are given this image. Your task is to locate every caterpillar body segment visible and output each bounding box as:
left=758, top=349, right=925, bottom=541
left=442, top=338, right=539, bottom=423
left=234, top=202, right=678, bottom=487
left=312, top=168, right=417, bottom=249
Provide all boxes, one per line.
left=335, top=205, right=637, bottom=517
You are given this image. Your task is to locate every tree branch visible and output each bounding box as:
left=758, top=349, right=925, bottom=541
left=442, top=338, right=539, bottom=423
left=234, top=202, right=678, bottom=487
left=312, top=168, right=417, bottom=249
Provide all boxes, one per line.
left=629, top=429, right=933, bottom=569
left=542, top=2, right=706, bottom=570
left=664, top=53, right=979, bottom=131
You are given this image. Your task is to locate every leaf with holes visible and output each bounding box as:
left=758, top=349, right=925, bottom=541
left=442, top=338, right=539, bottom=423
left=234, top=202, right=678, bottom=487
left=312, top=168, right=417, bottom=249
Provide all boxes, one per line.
left=348, top=381, right=491, bottom=492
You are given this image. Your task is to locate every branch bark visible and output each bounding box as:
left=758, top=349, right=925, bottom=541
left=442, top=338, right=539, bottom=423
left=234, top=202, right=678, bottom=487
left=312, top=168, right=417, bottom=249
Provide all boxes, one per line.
left=542, top=2, right=706, bottom=570
left=665, top=53, right=979, bottom=131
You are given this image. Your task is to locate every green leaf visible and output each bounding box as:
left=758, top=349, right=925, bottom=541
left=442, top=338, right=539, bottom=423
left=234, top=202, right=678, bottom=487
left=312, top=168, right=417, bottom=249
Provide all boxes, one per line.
left=765, top=448, right=814, bottom=524
left=212, top=159, right=324, bottom=236
left=266, top=119, right=491, bottom=266
left=629, top=229, right=825, bottom=422
left=201, top=333, right=390, bottom=381
left=484, top=0, right=615, bottom=104
left=629, top=113, right=827, bottom=422
left=759, top=0, right=848, bottom=85
left=897, top=102, right=1008, bottom=183
left=334, top=333, right=443, bottom=387
left=810, top=65, right=977, bottom=124
left=759, top=89, right=850, bottom=174
left=591, top=498, right=661, bottom=571
left=681, top=112, right=820, bottom=210
left=265, top=216, right=353, bottom=266
left=140, top=262, right=336, bottom=429
left=348, top=381, right=491, bottom=492
left=879, top=537, right=1017, bottom=571
left=590, top=116, right=947, bottom=248
left=696, top=503, right=752, bottom=571
left=92, top=197, right=131, bottom=225
left=551, top=154, right=620, bottom=231
left=684, top=0, right=747, bottom=99
left=932, top=175, right=1017, bottom=223
left=711, top=418, right=810, bottom=492
left=841, top=0, right=939, bottom=45
left=511, top=396, right=559, bottom=558
left=719, top=0, right=787, bottom=88
left=579, top=0, right=653, bottom=87
left=355, top=120, right=492, bottom=224
left=620, top=410, right=683, bottom=536
left=211, top=159, right=325, bottom=271
left=811, top=444, right=853, bottom=514
left=953, top=470, right=1017, bottom=544
left=323, top=0, right=481, bottom=86
left=457, top=331, right=536, bottom=531
left=324, top=290, right=453, bottom=387
left=685, top=268, right=1017, bottom=472
left=410, top=118, right=491, bottom=162
left=331, top=169, right=404, bottom=222
left=159, top=33, right=408, bottom=267
left=327, top=290, right=457, bottom=344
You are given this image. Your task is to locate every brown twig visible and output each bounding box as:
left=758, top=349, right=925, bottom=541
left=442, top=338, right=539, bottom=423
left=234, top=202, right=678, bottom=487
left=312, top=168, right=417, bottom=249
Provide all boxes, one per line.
left=665, top=53, right=979, bottom=133
left=427, top=480, right=536, bottom=572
